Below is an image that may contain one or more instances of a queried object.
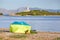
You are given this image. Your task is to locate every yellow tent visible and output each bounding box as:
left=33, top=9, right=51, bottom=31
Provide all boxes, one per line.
left=10, top=21, right=31, bottom=33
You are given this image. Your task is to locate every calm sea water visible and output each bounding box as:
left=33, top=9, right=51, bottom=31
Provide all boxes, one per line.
left=0, top=16, right=60, bottom=32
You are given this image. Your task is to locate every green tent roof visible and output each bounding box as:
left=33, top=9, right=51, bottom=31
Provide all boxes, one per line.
left=12, top=21, right=30, bottom=26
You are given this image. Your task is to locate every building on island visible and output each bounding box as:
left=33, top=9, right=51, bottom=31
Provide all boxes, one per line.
left=24, top=7, right=30, bottom=12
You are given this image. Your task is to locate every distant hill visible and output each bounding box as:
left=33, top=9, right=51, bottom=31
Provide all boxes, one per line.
left=30, top=8, right=60, bottom=12
left=16, top=10, right=60, bottom=16
left=0, top=8, right=8, bottom=14
left=0, top=7, right=60, bottom=15
left=0, top=8, right=17, bottom=15
left=17, top=7, right=28, bottom=12
left=44, top=9, right=60, bottom=12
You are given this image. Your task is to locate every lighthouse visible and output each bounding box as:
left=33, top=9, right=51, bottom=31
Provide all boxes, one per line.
left=24, top=7, right=30, bottom=12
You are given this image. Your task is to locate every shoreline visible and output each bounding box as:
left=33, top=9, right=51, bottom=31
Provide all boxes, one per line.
left=0, top=28, right=60, bottom=40
left=0, top=15, right=60, bottom=17
left=0, top=28, right=60, bottom=33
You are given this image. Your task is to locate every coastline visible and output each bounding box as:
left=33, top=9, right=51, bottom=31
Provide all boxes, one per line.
left=0, top=15, right=60, bottom=17
left=0, top=28, right=60, bottom=40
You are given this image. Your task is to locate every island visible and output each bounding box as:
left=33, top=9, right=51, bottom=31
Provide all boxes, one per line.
left=16, top=10, right=60, bottom=16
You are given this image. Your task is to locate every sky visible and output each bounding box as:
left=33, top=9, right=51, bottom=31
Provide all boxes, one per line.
left=0, top=0, right=60, bottom=10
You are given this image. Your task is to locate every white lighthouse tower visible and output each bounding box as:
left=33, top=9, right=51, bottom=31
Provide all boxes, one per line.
left=27, top=6, right=30, bottom=11
left=24, top=6, right=30, bottom=12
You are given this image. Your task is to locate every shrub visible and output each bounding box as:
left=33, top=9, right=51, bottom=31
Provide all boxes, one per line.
left=30, top=30, right=37, bottom=34
left=53, top=37, right=60, bottom=40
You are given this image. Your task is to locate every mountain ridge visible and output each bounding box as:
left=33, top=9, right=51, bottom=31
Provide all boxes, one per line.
left=0, top=7, right=60, bottom=14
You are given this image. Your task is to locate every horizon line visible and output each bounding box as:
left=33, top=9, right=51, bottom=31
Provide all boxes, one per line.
left=0, top=7, right=60, bottom=10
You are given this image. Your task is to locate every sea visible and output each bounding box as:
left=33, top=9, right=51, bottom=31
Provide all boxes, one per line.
left=0, top=16, right=60, bottom=32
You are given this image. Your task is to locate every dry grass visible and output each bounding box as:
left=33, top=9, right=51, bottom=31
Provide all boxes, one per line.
left=9, top=34, right=27, bottom=38
left=0, top=38, right=2, bottom=40
left=0, top=28, right=60, bottom=40
left=53, top=37, right=60, bottom=40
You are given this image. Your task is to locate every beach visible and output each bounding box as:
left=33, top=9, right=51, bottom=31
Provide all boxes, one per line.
left=0, top=28, right=60, bottom=40
left=0, top=16, right=60, bottom=40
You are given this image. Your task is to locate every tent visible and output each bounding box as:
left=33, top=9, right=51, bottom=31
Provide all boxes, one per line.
left=10, top=21, right=31, bottom=33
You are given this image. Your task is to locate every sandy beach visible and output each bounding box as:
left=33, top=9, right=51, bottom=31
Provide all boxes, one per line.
left=0, top=28, right=60, bottom=40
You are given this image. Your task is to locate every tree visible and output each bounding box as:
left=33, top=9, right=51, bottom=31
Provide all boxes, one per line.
left=0, top=13, right=3, bottom=15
